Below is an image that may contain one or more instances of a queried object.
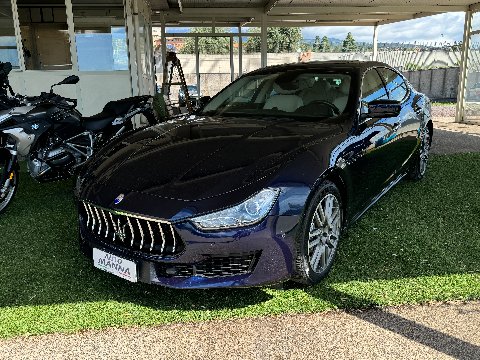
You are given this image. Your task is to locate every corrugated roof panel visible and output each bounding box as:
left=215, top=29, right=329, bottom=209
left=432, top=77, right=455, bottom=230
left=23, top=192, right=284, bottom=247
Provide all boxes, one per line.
left=276, top=0, right=471, bottom=5
left=180, top=0, right=265, bottom=8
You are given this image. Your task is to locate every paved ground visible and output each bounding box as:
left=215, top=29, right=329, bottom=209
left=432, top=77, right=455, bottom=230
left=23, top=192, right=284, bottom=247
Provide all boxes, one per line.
left=431, top=117, right=480, bottom=154
left=1, top=301, right=479, bottom=360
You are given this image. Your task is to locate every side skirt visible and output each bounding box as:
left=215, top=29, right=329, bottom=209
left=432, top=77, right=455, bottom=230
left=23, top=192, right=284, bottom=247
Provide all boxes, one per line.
left=348, top=171, right=408, bottom=226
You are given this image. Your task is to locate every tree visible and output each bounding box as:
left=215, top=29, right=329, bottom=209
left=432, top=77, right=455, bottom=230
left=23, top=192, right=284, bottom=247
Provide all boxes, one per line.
left=180, top=28, right=230, bottom=54
left=244, top=27, right=302, bottom=53
left=342, top=32, right=357, bottom=52
left=319, top=36, right=331, bottom=52
left=313, top=36, right=321, bottom=52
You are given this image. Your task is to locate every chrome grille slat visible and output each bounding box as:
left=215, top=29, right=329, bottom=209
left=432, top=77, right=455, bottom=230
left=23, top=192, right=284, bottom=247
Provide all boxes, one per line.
left=100, top=209, right=109, bottom=238
left=88, top=204, right=96, bottom=232
left=109, top=212, right=117, bottom=242
left=147, top=221, right=155, bottom=252
left=127, top=217, right=135, bottom=245
left=158, top=223, right=165, bottom=253
left=136, top=219, right=145, bottom=250
left=82, top=202, right=91, bottom=228
left=94, top=207, right=102, bottom=235
left=169, top=225, right=176, bottom=253
left=80, top=202, right=184, bottom=256
left=136, top=219, right=144, bottom=249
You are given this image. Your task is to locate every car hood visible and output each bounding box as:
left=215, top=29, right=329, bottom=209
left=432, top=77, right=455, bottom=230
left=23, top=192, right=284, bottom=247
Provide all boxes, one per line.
left=80, top=114, right=343, bottom=218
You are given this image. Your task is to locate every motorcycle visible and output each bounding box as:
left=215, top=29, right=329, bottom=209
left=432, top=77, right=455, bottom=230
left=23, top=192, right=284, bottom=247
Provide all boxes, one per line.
left=0, top=74, right=157, bottom=213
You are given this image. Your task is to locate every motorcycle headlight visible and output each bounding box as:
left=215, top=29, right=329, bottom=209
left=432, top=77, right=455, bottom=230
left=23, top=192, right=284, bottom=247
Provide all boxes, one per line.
left=191, top=188, right=280, bottom=230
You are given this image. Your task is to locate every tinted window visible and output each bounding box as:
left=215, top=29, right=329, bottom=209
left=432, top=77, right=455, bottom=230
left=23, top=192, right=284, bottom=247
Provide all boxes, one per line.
left=377, top=68, right=409, bottom=102
left=361, top=69, right=387, bottom=107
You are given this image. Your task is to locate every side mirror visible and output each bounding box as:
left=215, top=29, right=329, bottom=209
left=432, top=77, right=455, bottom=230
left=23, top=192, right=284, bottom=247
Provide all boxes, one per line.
left=50, top=75, right=79, bottom=92
left=364, top=99, right=401, bottom=119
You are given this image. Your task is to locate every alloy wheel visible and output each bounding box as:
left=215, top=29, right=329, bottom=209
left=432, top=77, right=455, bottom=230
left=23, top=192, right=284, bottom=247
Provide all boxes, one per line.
left=307, top=193, right=342, bottom=274
left=419, top=129, right=431, bottom=176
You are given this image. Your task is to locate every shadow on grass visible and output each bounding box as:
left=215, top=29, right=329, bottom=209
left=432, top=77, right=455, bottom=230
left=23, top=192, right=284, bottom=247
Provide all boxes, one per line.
left=0, top=154, right=479, bottom=312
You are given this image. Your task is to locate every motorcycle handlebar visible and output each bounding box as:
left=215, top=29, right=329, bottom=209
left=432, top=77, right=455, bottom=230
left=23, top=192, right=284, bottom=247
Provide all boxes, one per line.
left=39, top=92, right=77, bottom=108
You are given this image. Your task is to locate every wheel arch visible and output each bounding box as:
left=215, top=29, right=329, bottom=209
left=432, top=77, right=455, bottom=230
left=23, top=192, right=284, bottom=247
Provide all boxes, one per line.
left=306, top=167, right=349, bottom=224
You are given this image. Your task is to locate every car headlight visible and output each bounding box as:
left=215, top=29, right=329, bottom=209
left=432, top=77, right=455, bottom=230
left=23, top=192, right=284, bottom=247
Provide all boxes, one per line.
left=191, top=188, right=280, bottom=230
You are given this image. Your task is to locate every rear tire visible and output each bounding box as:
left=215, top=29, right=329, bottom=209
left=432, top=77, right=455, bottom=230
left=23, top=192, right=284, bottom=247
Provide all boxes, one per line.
left=292, top=181, right=343, bottom=285
left=0, top=168, right=18, bottom=214
left=410, top=125, right=431, bottom=180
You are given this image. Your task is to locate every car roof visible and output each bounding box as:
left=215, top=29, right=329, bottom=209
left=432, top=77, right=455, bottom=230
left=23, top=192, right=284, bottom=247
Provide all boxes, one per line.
left=247, top=60, right=391, bottom=76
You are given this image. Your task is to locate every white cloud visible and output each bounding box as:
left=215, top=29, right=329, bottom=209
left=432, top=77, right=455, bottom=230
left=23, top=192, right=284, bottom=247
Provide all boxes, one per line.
left=301, top=12, right=465, bottom=44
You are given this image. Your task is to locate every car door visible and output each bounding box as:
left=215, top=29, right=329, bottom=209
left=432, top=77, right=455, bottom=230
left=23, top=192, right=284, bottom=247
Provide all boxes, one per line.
left=376, top=67, right=420, bottom=173
left=344, top=68, right=401, bottom=214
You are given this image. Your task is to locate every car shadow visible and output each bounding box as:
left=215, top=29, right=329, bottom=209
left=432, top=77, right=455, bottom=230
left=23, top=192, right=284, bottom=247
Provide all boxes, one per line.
left=302, top=286, right=480, bottom=360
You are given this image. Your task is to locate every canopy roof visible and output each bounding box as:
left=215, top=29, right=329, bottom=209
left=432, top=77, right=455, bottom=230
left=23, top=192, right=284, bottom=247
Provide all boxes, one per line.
left=151, top=0, right=479, bottom=27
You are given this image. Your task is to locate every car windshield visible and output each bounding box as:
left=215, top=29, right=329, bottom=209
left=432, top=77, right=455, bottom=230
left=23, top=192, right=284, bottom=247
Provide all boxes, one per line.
left=201, top=69, right=353, bottom=120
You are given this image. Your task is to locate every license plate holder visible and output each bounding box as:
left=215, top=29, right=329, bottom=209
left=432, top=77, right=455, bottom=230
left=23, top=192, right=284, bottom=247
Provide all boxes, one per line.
left=93, top=248, right=138, bottom=282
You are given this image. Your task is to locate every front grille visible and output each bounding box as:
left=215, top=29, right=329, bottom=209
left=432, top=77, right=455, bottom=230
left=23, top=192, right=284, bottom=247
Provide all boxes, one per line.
left=156, top=252, right=261, bottom=278
left=81, top=202, right=184, bottom=256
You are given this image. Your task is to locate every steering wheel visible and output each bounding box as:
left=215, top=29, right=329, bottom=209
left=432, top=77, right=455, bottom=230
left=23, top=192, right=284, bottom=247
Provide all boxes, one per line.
left=305, top=100, right=340, bottom=116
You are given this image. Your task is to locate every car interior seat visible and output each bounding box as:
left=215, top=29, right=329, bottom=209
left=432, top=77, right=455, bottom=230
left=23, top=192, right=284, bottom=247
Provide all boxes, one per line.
left=333, top=77, right=351, bottom=113
left=263, top=82, right=303, bottom=112
left=301, top=79, right=334, bottom=105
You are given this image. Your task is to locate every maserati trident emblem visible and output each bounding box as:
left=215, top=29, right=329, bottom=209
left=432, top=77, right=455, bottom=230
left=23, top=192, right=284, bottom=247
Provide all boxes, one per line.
left=114, top=194, right=125, bottom=205
left=31, top=123, right=39, bottom=130
left=113, top=219, right=128, bottom=242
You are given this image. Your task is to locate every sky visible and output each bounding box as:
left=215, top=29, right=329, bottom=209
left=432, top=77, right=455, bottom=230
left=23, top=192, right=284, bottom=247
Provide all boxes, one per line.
left=301, top=12, right=465, bottom=44
left=163, top=12, right=466, bottom=44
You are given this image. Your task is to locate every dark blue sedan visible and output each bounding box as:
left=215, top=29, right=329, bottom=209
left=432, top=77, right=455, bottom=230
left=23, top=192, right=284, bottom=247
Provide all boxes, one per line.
left=76, top=61, right=432, bottom=288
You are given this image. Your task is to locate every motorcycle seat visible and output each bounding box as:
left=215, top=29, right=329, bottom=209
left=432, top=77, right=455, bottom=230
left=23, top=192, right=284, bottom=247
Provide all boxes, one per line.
left=81, top=96, right=151, bottom=131
left=81, top=110, right=116, bottom=131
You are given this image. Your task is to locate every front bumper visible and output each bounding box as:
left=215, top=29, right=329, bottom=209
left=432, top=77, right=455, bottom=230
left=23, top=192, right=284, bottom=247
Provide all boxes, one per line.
left=79, top=210, right=300, bottom=289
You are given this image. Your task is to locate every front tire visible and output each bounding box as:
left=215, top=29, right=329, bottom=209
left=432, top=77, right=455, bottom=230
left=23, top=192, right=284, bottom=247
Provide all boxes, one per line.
left=292, top=181, right=343, bottom=285
left=0, top=168, right=18, bottom=214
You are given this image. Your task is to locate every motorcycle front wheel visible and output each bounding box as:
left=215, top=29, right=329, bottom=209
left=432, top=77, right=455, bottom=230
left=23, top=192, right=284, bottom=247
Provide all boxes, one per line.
left=0, top=166, right=18, bottom=214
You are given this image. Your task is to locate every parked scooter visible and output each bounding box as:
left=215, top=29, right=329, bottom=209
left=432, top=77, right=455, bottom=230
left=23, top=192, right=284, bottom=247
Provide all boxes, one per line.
left=0, top=74, right=156, bottom=213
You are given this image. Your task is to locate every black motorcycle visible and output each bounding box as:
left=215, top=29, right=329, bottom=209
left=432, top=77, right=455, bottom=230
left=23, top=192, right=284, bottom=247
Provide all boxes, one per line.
left=0, top=74, right=156, bottom=213
left=0, top=62, right=23, bottom=111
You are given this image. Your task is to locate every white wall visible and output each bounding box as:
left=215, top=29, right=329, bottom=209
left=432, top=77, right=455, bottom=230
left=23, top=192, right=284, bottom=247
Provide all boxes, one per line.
left=9, top=70, right=132, bottom=116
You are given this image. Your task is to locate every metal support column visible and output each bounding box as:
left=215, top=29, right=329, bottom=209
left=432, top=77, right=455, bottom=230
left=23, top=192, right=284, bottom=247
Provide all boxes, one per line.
left=372, top=24, right=379, bottom=61
left=195, top=36, right=200, bottom=98
left=456, top=10, right=473, bottom=123
left=261, top=14, right=267, bottom=68
left=160, top=14, right=166, bottom=84
left=125, top=0, right=139, bottom=96
left=65, top=0, right=78, bottom=71
left=11, top=0, right=25, bottom=71
left=238, top=25, right=243, bottom=77
left=230, top=36, right=234, bottom=82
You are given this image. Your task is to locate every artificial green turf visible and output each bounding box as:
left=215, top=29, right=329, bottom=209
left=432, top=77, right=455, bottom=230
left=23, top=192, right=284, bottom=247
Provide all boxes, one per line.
left=0, top=154, right=479, bottom=338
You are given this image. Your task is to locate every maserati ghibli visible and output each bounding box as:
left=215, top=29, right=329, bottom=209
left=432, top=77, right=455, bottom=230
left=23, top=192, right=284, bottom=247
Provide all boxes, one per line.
left=76, top=61, right=432, bottom=288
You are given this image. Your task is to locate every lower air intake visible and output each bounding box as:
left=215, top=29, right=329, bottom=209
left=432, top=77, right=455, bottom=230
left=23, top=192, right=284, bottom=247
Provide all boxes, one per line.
left=156, top=252, right=261, bottom=278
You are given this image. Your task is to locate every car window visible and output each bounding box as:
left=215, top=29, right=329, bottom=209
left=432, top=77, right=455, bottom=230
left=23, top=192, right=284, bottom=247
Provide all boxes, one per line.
left=201, top=70, right=353, bottom=120
left=361, top=69, right=388, bottom=107
left=377, top=68, right=409, bottom=102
